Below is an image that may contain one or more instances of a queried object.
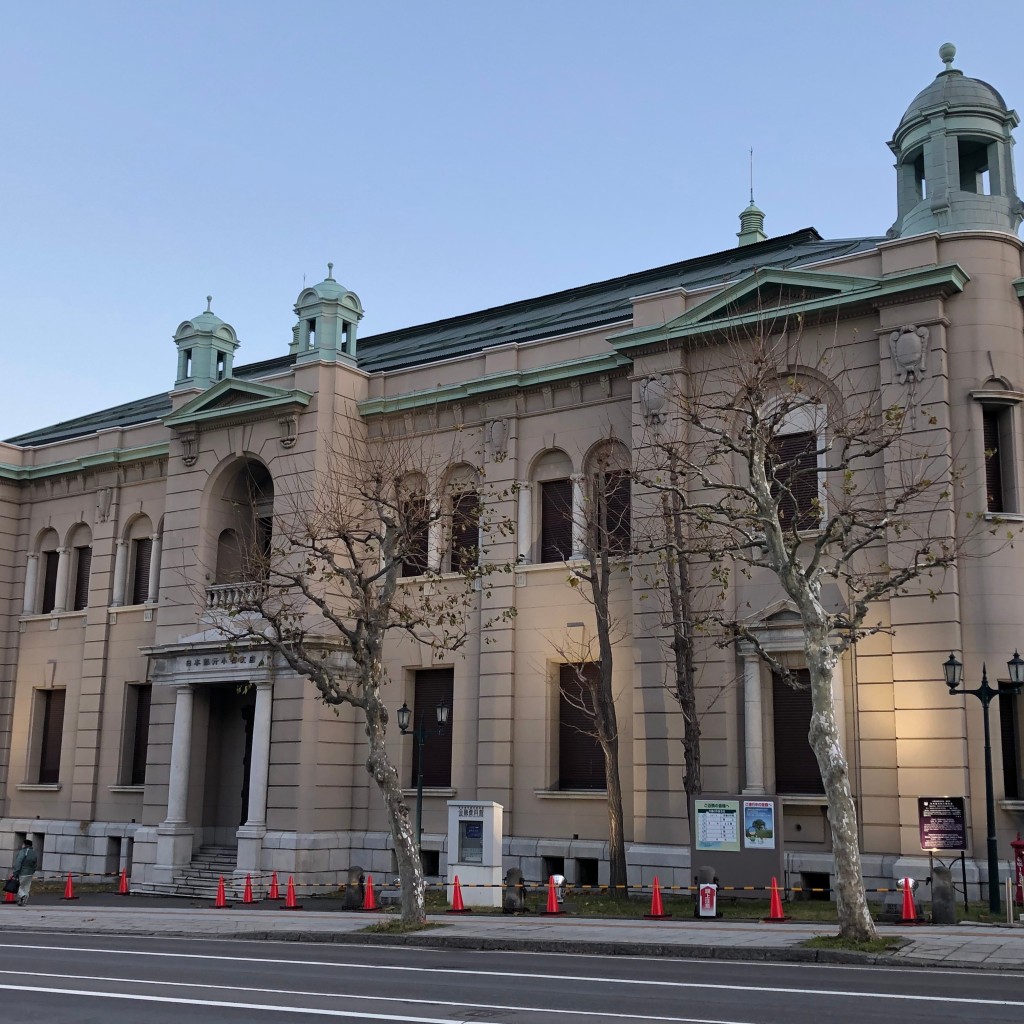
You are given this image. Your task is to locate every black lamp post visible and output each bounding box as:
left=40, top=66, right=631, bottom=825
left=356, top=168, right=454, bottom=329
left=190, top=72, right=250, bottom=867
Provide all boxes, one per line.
left=942, top=650, right=1024, bottom=914
left=397, top=697, right=451, bottom=853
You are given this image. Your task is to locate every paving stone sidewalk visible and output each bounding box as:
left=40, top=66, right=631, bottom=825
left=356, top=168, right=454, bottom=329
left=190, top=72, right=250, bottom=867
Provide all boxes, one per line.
left=1, top=898, right=1022, bottom=970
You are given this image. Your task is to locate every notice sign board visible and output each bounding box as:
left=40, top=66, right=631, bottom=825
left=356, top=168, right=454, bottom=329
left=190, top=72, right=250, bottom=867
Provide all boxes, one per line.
left=918, top=796, right=967, bottom=851
left=695, top=799, right=740, bottom=852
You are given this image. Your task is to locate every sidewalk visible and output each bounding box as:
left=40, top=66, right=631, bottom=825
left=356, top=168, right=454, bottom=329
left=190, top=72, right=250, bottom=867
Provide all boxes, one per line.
left=1, top=894, right=1022, bottom=970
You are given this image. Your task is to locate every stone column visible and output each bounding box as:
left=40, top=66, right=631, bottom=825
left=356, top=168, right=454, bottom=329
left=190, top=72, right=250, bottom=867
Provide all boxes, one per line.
left=570, top=474, right=586, bottom=559
left=111, top=540, right=128, bottom=607
left=52, top=547, right=70, bottom=613
left=743, top=654, right=766, bottom=793
left=147, top=533, right=162, bottom=604
left=22, top=553, right=39, bottom=615
left=516, top=481, right=532, bottom=562
left=237, top=683, right=273, bottom=873
left=165, top=686, right=194, bottom=824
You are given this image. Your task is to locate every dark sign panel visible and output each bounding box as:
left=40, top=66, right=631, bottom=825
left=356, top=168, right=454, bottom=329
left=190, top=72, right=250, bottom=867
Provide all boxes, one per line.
left=918, top=796, right=967, bottom=850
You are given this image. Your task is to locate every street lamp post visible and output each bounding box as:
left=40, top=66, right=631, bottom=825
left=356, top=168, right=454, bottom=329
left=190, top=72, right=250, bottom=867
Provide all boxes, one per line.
left=942, top=650, right=1024, bottom=914
left=397, top=697, right=451, bottom=853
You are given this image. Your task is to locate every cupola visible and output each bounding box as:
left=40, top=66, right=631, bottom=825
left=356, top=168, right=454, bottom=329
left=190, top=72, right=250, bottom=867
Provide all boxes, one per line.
left=888, top=44, right=1023, bottom=238
left=737, top=199, right=767, bottom=246
left=291, top=263, right=364, bottom=364
left=172, top=297, right=240, bottom=391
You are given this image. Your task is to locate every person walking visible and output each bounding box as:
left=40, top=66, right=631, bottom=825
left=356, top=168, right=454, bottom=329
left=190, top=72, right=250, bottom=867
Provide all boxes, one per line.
left=12, top=839, right=38, bottom=906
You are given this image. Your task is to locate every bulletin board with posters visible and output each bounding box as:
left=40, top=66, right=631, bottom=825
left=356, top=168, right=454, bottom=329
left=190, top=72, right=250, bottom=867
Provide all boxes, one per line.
left=688, top=796, right=785, bottom=896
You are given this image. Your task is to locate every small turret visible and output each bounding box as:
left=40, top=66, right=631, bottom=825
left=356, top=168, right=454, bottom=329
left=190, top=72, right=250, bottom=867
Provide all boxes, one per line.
left=292, top=263, right=364, bottom=365
left=888, top=44, right=1022, bottom=238
left=172, top=297, right=239, bottom=391
left=737, top=199, right=767, bottom=246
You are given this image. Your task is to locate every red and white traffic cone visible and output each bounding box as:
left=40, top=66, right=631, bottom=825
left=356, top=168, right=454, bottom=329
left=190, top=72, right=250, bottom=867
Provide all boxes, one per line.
left=644, top=876, right=672, bottom=920
left=361, top=873, right=378, bottom=911
left=242, top=873, right=254, bottom=904
left=900, top=877, right=917, bottom=924
left=281, top=874, right=302, bottom=911
left=268, top=871, right=280, bottom=901
left=117, top=868, right=129, bottom=896
left=763, top=876, right=787, bottom=922
left=540, top=875, right=565, bottom=915
left=447, top=875, right=472, bottom=914
left=61, top=872, right=78, bottom=901
left=211, top=875, right=230, bottom=908
left=3, top=887, right=16, bottom=905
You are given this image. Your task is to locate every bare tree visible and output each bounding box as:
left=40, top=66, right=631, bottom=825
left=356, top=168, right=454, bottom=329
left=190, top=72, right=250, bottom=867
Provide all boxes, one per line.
left=553, top=452, right=631, bottom=896
left=634, top=316, right=1003, bottom=942
left=212, top=430, right=513, bottom=925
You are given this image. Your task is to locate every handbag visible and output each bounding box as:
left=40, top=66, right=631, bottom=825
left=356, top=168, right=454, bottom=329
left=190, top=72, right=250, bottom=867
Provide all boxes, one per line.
left=3, top=874, right=19, bottom=894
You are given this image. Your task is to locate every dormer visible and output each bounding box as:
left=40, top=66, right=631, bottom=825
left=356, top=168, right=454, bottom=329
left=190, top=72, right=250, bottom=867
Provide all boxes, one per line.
left=292, top=263, right=364, bottom=365
left=173, top=297, right=240, bottom=392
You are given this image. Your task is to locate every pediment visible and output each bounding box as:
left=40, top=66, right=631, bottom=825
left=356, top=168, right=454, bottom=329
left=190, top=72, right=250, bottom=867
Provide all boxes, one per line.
left=164, top=378, right=311, bottom=431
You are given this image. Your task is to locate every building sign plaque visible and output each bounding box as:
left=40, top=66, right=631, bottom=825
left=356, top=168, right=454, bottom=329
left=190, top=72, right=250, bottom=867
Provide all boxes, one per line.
left=918, top=796, right=967, bottom=851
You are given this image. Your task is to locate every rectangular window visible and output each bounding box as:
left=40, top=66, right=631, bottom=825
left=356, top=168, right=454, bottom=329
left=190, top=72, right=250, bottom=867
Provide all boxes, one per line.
left=597, top=471, right=631, bottom=554
left=410, top=668, right=453, bottom=788
left=999, top=682, right=1021, bottom=801
left=769, top=431, right=819, bottom=531
left=772, top=669, right=824, bottom=795
left=449, top=492, right=479, bottom=573
left=130, top=537, right=153, bottom=605
left=40, top=550, right=59, bottom=614
left=401, top=496, right=430, bottom=577
left=958, top=139, right=991, bottom=195
left=123, top=684, right=152, bottom=787
left=558, top=663, right=606, bottom=790
left=541, top=479, right=573, bottom=562
left=72, top=545, right=92, bottom=612
left=38, top=688, right=66, bottom=785
left=983, top=405, right=1016, bottom=514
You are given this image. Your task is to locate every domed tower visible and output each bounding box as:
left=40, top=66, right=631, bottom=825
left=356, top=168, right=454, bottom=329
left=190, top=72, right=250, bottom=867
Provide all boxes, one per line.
left=172, top=297, right=240, bottom=391
left=889, top=44, right=1023, bottom=239
left=291, top=263, right=363, bottom=365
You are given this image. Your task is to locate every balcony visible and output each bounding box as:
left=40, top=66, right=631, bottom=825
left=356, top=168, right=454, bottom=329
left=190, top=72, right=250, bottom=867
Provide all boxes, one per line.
left=205, top=581, right=266, bottom=612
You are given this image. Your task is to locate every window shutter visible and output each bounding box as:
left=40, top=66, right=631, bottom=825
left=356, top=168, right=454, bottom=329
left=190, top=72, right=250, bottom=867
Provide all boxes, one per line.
left=72, top=546, right=92, bottom=611
left=41, top=550, right=60, bottom=614
left=401, top=497, right=430, bottom=577
left=131, top=538, right=153, bottom=605
left=601, top=472, right=631, bottom=553
left=39, top=688, right=66, bottom=784
left=410, top=669, right=453, bottom=787
left=772, top=669, right=824, bottom=794
left=770, top=432, right=819, bottom=530
left=999, top=682, right=1020, bottom=800
left=541, top=479, right=573, bottom=562
left=558, top=664, right=606, bottom=789
left=449, top=492, right=479, bottom=573
left=131, top=685, right=152, bottom=787
left=983, top=407, right=1005, bottom=513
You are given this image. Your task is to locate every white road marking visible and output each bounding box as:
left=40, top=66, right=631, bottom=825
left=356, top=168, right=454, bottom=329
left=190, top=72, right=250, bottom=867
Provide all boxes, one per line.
left=0, top=970, right=753, bottom=1024
left=0, top=942, right=1021, bottom=1009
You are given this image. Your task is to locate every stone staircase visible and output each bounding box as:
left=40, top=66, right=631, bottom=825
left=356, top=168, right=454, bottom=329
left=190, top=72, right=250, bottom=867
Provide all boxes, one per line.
left=133, top=845, right=275, bottom=899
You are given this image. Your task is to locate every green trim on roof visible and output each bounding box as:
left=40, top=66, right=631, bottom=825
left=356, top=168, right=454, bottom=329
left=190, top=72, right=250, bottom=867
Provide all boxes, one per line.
left=0, top=443, right=170, bottom=482
left=608, top=263, right=970, bottom=352
left=164, top=378, right=312, bottom=430
left=358, top=352, right=632, bottom=417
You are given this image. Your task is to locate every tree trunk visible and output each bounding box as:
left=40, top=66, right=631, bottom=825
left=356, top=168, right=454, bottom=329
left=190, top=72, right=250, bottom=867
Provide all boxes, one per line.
left=805, top=626, right=877, bottom=942
left=363, top=690, right=425, bottom=925
left=600, top=730, right=628, bottom=897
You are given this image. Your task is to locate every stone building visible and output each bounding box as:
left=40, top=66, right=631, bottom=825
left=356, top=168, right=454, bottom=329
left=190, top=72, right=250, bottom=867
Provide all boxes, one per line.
left=1, top=45, right=1022, bottom=898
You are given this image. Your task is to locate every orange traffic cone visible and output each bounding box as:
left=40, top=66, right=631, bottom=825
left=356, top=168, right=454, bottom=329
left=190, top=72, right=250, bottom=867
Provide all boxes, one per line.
left=447, top=875, right=473, bottom=914
left=644, top=876, right=672, bottom=919
left=361, top=873, right=378, bottom=911
left=764, top=876, right=787, bottom=922
left=211, top=875, right=231, bottom=908
left=117, top=868, right=129, bottom=895
left=540, top=875, right=565, bottom=915
left=281, top=874, right=302, bottom=911
left=243, top=873, right=254, bottom=904
left=60, top=872, right=78, bottom=901
left=268, top=871, right=280, bottom=901
left=900, top=877, right=917, bottom=924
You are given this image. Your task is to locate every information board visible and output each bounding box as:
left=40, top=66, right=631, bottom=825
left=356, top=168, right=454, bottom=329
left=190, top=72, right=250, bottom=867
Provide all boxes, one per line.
left=695, top=799, right=740, bottom=851
left=918, top=796, right=967, bottom=851
left=742, top=800, right=776, bottom=849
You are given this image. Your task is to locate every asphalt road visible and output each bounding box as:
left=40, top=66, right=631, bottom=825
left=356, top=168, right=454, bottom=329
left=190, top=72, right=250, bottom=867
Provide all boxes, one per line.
left=0, top=931, right=1021, bottom=1023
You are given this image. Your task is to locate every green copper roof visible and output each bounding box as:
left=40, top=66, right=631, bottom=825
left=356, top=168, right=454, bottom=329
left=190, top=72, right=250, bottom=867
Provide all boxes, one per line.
left=6, top=228, right=882, bottom=447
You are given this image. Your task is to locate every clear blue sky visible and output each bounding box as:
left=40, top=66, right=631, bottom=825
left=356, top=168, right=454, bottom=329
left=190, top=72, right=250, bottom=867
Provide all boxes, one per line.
left=1, top=1, right=1020, bottom=440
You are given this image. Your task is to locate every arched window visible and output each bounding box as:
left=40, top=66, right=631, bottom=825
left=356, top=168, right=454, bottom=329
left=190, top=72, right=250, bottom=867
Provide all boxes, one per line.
left=444, top=466, right=480, bottom=574
left=68, top=524, right=93, bottom=612
left=763, top=399, right=825, bottom=532
left=37, top=528, right=60, bottom=614
left=533, top=450, right=574, bottom=563
left=399, top=474, right=430, bottom=578
left=212, top=461, right=275, bottom=583
left=124, top=515, right=155, bottom=606
left=585, top=441, right=631, bottom=556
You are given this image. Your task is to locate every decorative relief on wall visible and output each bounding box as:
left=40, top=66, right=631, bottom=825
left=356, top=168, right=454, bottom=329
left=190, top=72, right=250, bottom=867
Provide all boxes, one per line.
left=640, top=374, right=671, bottom=430
left=888, top=324, right=930, bottom=428
left=487, top=418, right=509, bottom=462
left=279, top=414, right=298, bottom=449
left=180, top=431, right=198, bottom=467
left=96, top=487, right=113, bottom=522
